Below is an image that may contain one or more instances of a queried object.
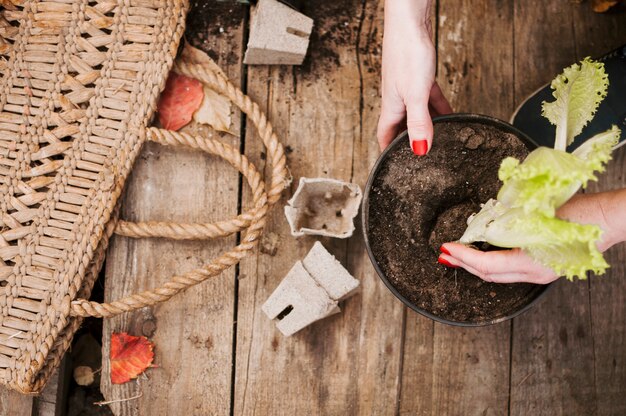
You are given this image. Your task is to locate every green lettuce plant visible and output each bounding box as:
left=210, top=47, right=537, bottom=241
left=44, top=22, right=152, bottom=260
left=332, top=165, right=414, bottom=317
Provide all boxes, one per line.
left=460, top=58, right=621, bottom=280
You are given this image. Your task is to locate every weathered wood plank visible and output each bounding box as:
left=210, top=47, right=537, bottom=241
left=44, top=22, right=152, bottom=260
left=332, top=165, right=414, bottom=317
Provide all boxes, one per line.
left=397, top=5, right=436, bottom=415
left=0, top=364, right=65, bottom=416
left=508, top=2, right=619, bottom=415
left=233, top=1, right=404, bottom=414
left=509, top=279, right=596, bottom=416
left=0, top=388, right=32, bottom=416
left=587, top=146, right=626, bottom=416
left=100, top=3, right=246, bottom=415
left=398, top=312, right=432, bottom=415
left=33, top=364, right=67, bottom=416
left=400, top=1, right=514, bottom=414
left=573, top=6, right=626, bottom=416
left=350, top=1, right=406, bottom=413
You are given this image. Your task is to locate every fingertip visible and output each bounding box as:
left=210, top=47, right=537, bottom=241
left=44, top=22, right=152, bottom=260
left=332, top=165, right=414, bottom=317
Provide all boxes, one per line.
left=440, top=242, right=467, bottom=257
left=407, top=122, right=433, bottom=156
left=437, top=254, right=458, bottom=268
left=406, top=103, right=433, bottom=156
left=410, top=138, right=430, bottom=156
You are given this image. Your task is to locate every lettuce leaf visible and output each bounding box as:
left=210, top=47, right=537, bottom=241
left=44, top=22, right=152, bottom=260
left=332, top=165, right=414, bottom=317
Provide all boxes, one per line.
left=461, top=127, right=618, bottom=280
left=571, top=124, right=620, bottom=168
left=460, top=58, right=618, bottom=280
left=496, top=126, right=619, bottom=217
left=461, top=207, right=608, bottom=280
left=460, top=198, right=505, bottom=244
left=497, top=148, right=592, bottom=217
left=541, top=57, right=609, bottom=151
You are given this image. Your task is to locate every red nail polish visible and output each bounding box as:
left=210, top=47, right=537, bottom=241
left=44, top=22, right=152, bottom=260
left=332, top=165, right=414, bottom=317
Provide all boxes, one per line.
left=438, top=256, right=457, bottom=268
left=411, top=140, right=428, bottom=155
left=440, top=245, right=451, bottom=255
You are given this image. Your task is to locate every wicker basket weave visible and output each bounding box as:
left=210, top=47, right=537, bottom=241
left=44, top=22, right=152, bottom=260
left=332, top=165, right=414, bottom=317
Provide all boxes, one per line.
left=0, top=0, right=288, bottom=393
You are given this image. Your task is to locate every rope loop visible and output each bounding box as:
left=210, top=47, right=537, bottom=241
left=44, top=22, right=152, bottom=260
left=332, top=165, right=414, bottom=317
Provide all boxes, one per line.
left=70, top=61, right=288, bottom=318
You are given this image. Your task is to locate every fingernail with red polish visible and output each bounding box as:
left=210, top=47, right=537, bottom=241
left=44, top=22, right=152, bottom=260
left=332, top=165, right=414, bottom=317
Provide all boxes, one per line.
left=440, top=245, right=451, bottom=255
left=438, top=255, right=457, bottom=268
left=411, top=140, right=428, bottom=156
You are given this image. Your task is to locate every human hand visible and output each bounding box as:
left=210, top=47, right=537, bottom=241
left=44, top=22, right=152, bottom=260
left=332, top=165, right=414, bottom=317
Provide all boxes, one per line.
left=438, top=244, right=558, bottom=284
left=377, top=0, right=452, bottom=154
left=437, top=190, right=626, bottom=284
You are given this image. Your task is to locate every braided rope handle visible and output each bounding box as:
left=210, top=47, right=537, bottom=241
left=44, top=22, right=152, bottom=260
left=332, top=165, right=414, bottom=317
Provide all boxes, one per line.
left=114, top=128, right=266, bottom=240
left=70, top=61, right=289, bottom=318
left=115, top=60, right=290, bottom=240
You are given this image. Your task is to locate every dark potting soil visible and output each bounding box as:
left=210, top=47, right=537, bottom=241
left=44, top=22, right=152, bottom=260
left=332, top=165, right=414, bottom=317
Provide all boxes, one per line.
left=367, top=120, right=546, bottom=323
left=186, top=1, right=245, bottom=66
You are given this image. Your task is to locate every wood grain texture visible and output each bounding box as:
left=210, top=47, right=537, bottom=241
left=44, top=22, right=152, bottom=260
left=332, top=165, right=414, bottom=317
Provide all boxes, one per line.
left=397, top=5, right=436, bottom=415
left=398, top=312, right=432, bottom=415
left=509, top=14, right=594, bottom=416
left=33, top=365, right=67, bottom=416
left=512, top=0, right=578, bottom=102
left=587, top=146, right=626, bottom=416
left=438, top=0, right=515, bottom=117
left=233, top=1, right=404, bottom=414
left=573, top=6, right=626, bottom=416
left=91, top=1, right=626, bottom=414
left=0, top=388, right=32, bottom=416
left=399, top=1, right=514, bottom=414
left=509, top=2, right=626, bottom=415
left=99, top=4, right=246, bottom=415
left=509, top=279, right=597, bottom=416
left=0, top=365, right=64, bottom=416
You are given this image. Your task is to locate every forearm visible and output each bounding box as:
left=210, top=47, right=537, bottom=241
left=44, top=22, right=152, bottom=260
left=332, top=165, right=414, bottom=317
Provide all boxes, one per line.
left=384, top=0, right=432, bottom=37
left=599, top=188, right=626, bottom=249
left=557, top=188, right=626, bottom=251
left=378, top=0, right=448, bottom=151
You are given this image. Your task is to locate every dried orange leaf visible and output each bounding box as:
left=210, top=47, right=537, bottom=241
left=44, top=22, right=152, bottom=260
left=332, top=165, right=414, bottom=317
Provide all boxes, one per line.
left=157, top=72, right=204, bottom=131
left=110, top=332, right=154, bottom=385
left=592, top=0, right=620, bottom=12
left=182, top=44, right=233, bottom=132
left=193, top=86, right=232, bottom=132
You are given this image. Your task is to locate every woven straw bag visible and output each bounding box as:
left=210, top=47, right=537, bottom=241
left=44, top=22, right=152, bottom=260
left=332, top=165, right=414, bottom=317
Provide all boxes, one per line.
left=0, top=0, right=288, bottom=393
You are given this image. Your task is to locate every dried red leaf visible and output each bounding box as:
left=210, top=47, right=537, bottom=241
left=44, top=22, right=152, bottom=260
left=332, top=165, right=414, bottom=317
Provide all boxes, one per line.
left=110, top=332, right=154, bottom=384
left=157, top=72, right=204, bottom=131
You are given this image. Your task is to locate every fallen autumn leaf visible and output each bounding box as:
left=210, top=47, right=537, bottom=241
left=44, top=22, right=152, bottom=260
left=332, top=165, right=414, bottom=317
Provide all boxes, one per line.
left=157, top=72, right=204, bottom=131
left=110, top=332, right=154, bottom=385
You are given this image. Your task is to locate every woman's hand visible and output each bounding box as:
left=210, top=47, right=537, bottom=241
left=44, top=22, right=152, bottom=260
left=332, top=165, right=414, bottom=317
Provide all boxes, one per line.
left=377, top=0, right=452, bottom=154
left=438, top=190, right=626, bottom=284
left=438, top=245, right=559, bottom=284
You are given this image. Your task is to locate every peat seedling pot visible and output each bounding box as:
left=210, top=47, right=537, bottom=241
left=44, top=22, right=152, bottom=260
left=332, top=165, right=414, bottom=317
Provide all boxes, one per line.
left=363, top=114, right=551, bottom=326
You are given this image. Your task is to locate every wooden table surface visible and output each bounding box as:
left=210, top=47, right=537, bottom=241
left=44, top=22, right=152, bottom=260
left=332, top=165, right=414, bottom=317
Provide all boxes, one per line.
left=4, top=0, right=625, bottom=415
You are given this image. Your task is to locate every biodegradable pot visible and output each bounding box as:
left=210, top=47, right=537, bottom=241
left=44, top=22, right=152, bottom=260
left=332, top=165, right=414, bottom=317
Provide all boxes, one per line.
left=285, top=177, right=363, bottom=238
left=362, top=114, right=552, bottom=326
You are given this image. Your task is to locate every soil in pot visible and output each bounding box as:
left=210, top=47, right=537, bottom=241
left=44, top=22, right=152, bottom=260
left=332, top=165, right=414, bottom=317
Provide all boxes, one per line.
left=367, top=119, right=546, bottom=323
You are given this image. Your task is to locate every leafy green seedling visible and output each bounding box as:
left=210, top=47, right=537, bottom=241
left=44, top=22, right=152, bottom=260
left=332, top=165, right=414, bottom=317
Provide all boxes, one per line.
left=460, top=58, right=621, bottom=280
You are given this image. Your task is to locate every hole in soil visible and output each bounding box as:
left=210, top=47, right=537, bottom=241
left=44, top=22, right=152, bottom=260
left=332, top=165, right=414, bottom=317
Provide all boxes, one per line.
left=428, top=201, right=478, bottom=254
left=367, top=120, right=545, bottom=323
left=335, top=210, right=342, bottom=217
left=276, top=305, right=293, bottom=320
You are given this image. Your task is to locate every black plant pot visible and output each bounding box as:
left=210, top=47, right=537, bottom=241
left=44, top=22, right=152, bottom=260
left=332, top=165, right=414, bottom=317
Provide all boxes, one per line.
left=362, top=114, right=553, bottom=326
